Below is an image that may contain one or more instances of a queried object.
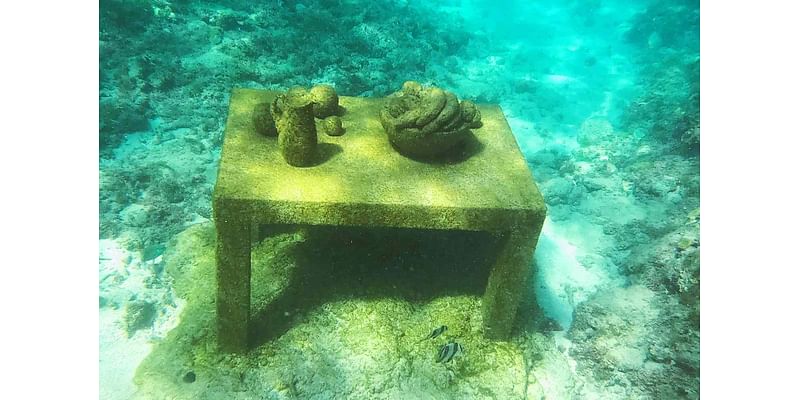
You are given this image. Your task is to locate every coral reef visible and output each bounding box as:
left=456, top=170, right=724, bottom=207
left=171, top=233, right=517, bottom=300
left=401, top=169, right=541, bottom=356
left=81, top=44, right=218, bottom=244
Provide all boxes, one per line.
left=623, top=209, right=700, bottom=314
left=99, top=91, right=150, bottom=152
left=621, top=1, right=700, bottom=156
left=126, top=216, right=700, bottom=399
left=521, top=109, right=699, bottom=397
left=568, top=285, right=699, bottom=398
left=99, top=1, right=700, bottom=398
left=379, top=81, right=482, bottom=158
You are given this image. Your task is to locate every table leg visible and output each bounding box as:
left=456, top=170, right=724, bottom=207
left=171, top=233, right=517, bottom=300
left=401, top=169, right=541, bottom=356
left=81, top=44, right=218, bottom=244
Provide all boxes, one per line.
left=215, top=216, right=252, bottom=352
left=482, top=228, right=538, bottom=339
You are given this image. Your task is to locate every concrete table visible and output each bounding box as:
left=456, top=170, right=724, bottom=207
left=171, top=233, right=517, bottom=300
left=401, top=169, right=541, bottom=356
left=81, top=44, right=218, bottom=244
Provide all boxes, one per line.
left=213, top=88, right=546, bottom=352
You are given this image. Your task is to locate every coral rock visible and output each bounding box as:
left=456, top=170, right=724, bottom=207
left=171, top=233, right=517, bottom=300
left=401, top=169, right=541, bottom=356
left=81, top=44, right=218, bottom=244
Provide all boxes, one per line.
left=123, top=299, right=157, bottom=337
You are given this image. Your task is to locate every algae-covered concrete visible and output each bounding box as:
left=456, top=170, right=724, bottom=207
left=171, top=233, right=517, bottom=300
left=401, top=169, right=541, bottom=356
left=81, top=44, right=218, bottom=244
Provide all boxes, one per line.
left=214, top=88, right=546, bottom=352
left=134, top=223, right=567, bottom=400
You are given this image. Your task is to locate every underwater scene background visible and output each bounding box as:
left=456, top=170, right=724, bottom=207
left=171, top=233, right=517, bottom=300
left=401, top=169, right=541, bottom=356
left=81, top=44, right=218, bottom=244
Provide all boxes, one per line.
left=99, top=0, right=700, bottom=398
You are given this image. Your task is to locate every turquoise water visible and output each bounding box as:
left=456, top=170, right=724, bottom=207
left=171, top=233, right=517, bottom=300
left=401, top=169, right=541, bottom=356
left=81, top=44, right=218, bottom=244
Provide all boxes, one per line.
left=100, top=1, right=699, bottom=398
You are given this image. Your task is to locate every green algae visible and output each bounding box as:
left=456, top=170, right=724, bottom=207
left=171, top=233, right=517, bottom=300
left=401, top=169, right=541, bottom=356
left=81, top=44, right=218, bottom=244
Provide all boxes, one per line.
left=213, top=88, right=545, bottom=350
left=133, top=222, right=548, bottom=399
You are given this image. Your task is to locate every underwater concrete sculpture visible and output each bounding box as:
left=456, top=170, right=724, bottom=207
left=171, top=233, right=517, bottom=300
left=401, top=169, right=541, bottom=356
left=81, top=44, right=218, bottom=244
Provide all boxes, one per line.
left=309, top=84, right=339, bottom=119
left=252, top=85, right=342, bottom=166
left=214, top=88, right=545, bottom=352
left=252, top=102, right=277, bottom=137
left=271, top=87, right=318, bottom=167
left=320, top=115, right=345, bottom=137
left=379, top=81, right=483, bottom=159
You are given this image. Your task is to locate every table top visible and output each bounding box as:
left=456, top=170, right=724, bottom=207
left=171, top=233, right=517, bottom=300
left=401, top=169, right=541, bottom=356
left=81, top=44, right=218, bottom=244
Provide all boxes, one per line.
left=214, top=88, right=545, bottom=230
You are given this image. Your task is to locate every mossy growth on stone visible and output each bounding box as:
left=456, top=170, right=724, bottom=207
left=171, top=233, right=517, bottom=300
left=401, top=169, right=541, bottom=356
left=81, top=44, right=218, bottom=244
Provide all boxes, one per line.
left=263, top=84, right=340, bottom=126
left=379, top=81, right=483, bottom=159
left=319, top=115, right=345, bottom=136
left=217, top=88, right=543, bottom=235
left=214, top=88, right=546, bottom=352
left=251, top=102, right=277, bottom=137
left=271, top=87, right=318, bottom=167
left=133, top=222, right=553, bottom=399
left=309, top=84, right=340, bottom=119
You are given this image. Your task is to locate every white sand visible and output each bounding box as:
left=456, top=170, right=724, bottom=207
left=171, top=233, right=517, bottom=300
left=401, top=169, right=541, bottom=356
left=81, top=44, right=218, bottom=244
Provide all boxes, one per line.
left=99, top=239, right=183, bottom=400
left=99, top=308, right=152, bottom=400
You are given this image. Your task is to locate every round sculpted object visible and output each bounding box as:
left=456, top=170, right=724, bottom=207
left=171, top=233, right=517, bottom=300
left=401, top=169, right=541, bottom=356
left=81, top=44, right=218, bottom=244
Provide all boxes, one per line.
left=379, top=81, right=482, bottom=159
left=309, top=84, right=339, bottom=119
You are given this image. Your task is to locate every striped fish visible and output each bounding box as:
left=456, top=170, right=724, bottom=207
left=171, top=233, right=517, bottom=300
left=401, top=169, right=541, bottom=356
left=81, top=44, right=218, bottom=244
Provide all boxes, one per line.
left=425, top=325, right=448, bottom=340
left=436, top=341, right=464, bottom=363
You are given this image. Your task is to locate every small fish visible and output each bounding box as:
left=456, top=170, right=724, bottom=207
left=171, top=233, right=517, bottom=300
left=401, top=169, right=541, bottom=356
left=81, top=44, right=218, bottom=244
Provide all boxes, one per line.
left=436, top=341, right=464, bottom=363
left=424, top=325, right=448, bottom=340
